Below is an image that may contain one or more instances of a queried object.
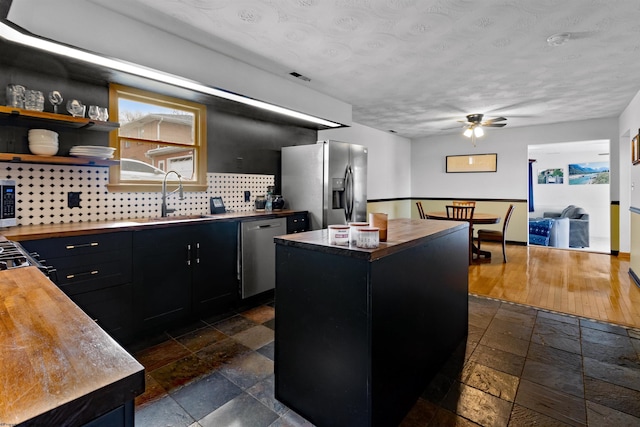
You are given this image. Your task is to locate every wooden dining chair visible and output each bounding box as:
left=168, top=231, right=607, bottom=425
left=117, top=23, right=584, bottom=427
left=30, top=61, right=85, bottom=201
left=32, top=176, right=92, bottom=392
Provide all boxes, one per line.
left=416, top=201, right=426, bottom=219
left=446, top=205, right=475, bottom=264
left=452, top=200, right=476, bottom=207
left=446, top=205, right=475, bottom=219
left=477, top=204, right=515, bottom=263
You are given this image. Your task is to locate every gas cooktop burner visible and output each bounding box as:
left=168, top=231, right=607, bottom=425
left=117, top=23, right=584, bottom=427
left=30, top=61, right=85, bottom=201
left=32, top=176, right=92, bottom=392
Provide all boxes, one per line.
left=0, top=240, right=37, bottom=271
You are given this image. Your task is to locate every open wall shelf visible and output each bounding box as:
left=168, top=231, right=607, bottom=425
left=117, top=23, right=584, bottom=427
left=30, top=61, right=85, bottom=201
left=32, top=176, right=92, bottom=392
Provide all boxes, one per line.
left=0, top=153, right=118, bottom=167
left=0, top=106, right=119, bottom=132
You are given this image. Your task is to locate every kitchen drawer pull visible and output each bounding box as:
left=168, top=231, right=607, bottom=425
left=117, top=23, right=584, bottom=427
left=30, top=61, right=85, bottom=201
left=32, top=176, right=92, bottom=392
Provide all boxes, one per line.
left=66, top=242, right=99, bottom=250
left=66, top=270, right=99, bottom=279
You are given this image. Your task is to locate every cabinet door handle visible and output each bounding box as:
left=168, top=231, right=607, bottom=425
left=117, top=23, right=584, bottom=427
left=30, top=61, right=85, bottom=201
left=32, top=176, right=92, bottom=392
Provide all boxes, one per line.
left=66, top=270, right=98, bottom=279
left=186, top=244, right=191, bottom=266
left=195, top=242, right=200, bottom=264
left=66, top=242, right=99, bottom=250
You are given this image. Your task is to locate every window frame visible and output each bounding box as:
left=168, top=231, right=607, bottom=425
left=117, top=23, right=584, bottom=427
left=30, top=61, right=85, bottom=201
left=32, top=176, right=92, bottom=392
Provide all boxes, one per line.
left=107, top=83, right=208, bottom=192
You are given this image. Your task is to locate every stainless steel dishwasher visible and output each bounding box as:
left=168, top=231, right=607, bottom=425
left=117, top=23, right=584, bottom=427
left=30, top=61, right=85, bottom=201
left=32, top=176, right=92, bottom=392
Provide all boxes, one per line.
left=240, top=217, right=286, bottom=298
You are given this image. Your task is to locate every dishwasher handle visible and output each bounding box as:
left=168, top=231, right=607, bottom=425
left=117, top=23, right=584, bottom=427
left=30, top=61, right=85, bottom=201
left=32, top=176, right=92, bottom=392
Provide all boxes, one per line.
left=246, top=222, right=284, bottom=231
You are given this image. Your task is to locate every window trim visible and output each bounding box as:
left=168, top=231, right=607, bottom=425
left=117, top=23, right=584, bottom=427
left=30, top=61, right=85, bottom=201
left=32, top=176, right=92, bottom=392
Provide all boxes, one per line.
left=107, top=83, right=208, bottom=192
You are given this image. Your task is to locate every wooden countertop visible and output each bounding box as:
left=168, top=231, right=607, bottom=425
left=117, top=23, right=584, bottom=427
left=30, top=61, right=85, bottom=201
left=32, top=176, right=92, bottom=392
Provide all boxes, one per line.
left=2, top=210, right=303, bottom=241
left=274, top=218, right=467, bottom=261
left=0, top=266, right=144, bottom=425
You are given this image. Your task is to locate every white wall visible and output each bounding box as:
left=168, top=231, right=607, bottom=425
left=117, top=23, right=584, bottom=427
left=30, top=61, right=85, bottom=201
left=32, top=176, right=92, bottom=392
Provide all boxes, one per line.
left=7, top=0, right=351, bottom=126
left=619, top=88, right=640, bottom=267
left=530, top=150, right=610, bottom=239
left=412, top=118, right=617, bottom=197
left=411, top=118, right=621, bottom=247
left=619, top=89, right=640, bottom=210
left=319, top=123, right=412, bottom=200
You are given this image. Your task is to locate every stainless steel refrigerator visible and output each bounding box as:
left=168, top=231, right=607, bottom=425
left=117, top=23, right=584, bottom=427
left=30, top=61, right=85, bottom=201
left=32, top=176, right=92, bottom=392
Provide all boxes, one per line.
left=282, top=140, right=368, bottom=230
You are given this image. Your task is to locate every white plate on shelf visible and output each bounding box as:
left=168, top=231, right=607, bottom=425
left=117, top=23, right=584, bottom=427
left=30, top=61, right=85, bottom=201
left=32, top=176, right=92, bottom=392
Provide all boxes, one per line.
left=70, top=154, right=113, bottom=160
left=70, top=146, right=115, bottom=154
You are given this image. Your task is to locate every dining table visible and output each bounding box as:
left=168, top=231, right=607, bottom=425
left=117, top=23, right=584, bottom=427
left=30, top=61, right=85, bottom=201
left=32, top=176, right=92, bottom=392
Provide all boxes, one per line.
left=424, top=211, right=501, bottom=263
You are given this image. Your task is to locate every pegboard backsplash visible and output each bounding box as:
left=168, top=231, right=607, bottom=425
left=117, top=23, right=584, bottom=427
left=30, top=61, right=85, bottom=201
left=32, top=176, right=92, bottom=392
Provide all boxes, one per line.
left=0, top=162, right=275, bottom=226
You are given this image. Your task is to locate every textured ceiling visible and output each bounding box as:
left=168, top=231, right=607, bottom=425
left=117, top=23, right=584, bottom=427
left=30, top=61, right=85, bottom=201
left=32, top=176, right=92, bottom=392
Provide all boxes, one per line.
left=95, top=0, right=640, bottom=139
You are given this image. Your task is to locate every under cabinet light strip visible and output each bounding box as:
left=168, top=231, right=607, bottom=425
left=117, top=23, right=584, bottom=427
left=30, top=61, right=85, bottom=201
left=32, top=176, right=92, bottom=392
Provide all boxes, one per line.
left=0, top=20, right=342, bottom=128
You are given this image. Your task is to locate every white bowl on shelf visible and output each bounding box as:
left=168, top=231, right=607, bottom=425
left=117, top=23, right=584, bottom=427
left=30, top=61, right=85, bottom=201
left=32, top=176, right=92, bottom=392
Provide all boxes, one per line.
left=29, top=143, right=59, bottom=156
left=28, top=129, right=58, bottom=138
left=28, top=133, right=59, bottom=145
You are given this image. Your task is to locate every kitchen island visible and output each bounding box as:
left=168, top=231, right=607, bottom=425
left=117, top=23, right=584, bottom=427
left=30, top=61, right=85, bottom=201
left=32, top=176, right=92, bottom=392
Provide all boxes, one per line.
left=274, top=218, right=469, bottom=427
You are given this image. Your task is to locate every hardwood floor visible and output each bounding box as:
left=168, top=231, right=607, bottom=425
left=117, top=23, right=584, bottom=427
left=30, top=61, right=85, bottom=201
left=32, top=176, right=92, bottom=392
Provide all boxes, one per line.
left=469, top=243, right=640, bottom=329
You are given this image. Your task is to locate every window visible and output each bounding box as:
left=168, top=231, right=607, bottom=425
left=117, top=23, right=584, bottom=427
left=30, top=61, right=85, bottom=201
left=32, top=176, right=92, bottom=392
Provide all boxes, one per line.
left=108, top=84, right=207, bottom=191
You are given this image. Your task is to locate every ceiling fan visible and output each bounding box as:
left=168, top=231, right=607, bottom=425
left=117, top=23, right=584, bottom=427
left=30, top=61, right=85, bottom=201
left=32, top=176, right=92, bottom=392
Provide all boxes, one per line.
left=459, top=114, right=507, bottom=146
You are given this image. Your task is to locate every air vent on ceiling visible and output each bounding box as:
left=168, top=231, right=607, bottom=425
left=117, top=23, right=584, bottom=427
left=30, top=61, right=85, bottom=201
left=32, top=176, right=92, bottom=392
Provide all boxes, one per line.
left=290, top=72, right=311, bottom=82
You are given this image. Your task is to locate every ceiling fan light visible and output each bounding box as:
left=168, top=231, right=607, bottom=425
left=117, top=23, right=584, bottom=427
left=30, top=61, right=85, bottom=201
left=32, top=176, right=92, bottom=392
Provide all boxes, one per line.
left=463, top=128, right=473, bottom=138
left=474, top=126, right=484, bottom=137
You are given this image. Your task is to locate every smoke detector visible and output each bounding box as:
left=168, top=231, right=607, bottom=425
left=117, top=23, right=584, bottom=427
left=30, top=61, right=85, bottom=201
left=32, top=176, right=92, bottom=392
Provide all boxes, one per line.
left=547, top=33, right=571, bottom=46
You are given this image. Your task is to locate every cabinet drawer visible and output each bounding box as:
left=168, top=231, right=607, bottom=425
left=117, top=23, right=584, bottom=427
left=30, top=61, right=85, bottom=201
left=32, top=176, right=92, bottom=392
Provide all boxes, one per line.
left=49, top=252, right=132, bottom=295
left=21, top=232, right=132, bottom=294
left=21, top=232, right=131, bottom=260
left=287, top=213, right=309, bottom=234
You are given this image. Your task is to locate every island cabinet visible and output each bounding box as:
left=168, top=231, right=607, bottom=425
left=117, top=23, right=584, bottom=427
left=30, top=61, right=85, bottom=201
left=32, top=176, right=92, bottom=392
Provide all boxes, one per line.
left=20, top=231, right=133, bottom=343
left=132, top=221, right=238, bottom=333
left=274, top=219, right=469, bottom=427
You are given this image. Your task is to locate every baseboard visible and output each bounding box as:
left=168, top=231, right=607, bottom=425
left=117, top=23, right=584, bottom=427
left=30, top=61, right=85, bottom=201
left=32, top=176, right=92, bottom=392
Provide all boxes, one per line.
left=474, top=239, right=526, bottom=246
left=618, top=252, right=631, bottom=260
left=630, top=267, right=640, bottom=289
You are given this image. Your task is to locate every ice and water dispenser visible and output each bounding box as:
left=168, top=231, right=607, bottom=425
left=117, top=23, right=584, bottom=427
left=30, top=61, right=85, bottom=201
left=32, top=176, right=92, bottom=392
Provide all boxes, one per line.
left=331, top=177, right=345, bottom=209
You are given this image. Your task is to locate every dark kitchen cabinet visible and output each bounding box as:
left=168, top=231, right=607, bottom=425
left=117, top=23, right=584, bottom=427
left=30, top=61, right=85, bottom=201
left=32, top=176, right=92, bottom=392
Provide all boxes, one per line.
left=286, top=211, right=309, bottom=234
left=132, top=221, right=238, bottom=333
left=132, top=226, right=192, bottom=332
left=191, top=221, right=238, bottom=316
left=20, top=232, right=133, bottom=343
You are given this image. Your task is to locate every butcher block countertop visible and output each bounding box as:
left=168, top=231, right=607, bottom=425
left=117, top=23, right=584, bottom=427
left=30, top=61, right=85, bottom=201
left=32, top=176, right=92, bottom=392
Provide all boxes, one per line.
left=0, top=266, right=144, bottom=426
left=275, top=218, right=467, bottom=261
left=2, top=209, right=303, bottom=241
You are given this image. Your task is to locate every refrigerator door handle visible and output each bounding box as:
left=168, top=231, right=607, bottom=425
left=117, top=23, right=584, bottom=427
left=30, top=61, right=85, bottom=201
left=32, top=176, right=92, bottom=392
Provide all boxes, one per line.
left=345, top=165, right=354, bottom=222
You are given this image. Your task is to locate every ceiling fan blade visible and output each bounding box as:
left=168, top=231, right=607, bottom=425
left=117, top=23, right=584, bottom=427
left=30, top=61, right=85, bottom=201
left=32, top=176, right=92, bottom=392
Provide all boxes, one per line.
left=442, top=124, right=467, bottom=130
left=484, top=117, right=507, bottom=123
left=483, top=123, right=507, bottom=128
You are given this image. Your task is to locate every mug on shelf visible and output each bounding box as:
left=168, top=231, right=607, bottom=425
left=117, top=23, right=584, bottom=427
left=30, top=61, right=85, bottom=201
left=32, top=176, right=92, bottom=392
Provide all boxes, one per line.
left=24, top=90, right=45, bottom=111
left=6, top=84, right=26, bottom=108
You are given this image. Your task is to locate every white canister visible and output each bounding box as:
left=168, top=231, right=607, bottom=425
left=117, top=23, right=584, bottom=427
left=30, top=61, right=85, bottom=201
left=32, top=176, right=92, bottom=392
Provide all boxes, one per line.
left=348, top=222, right=369, bottom=245
left=328, top=225, right=350, bottom=246
left=357, top=227, right=380, bottom=249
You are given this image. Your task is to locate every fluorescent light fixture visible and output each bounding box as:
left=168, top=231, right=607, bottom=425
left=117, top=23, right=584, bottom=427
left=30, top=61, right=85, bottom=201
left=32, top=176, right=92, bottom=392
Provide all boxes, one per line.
left=0, top=20, right=342, bottom=128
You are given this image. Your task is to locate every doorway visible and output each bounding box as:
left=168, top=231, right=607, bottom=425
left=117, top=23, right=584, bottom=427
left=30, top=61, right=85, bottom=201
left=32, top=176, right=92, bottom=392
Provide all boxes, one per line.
left=528, top=140, right=610, bottom=254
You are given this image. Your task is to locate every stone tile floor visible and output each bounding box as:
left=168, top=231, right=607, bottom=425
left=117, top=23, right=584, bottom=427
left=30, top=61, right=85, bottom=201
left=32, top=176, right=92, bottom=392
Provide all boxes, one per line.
left=129, top=295, right=640, bottom=426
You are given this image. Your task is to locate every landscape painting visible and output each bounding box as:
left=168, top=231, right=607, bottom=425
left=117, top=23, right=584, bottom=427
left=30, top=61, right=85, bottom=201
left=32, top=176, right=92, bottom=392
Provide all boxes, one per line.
left=537, top=168, right=564, bottom=184
left=568, top=162, right=610, bottom=185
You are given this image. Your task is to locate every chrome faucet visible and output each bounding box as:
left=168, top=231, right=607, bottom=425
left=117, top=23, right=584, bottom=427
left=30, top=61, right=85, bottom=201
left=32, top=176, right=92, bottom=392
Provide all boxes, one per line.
left=161, top=170, right=184, bottom=217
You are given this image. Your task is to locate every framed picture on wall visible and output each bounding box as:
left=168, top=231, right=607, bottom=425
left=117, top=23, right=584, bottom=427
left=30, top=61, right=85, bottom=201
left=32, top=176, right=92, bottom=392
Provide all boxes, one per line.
left=633, top=130, right=640, bottom=165
left=446, top=153, right=497, bottom=173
